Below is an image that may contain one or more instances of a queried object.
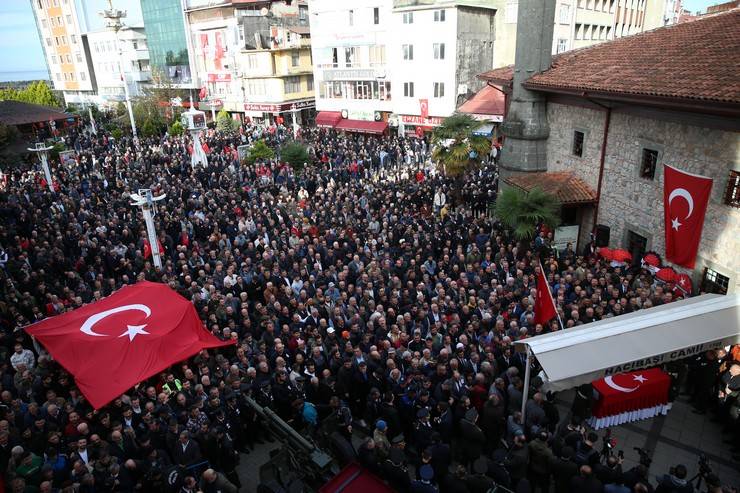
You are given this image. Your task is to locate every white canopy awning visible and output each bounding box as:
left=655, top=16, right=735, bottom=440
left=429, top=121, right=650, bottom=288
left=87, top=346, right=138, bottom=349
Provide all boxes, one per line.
left=514, top=294, right=740, bottom=391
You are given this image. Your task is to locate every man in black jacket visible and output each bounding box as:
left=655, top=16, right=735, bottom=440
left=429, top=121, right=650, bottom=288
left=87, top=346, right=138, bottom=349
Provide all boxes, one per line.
left=551, top=446, right=579, bottom=493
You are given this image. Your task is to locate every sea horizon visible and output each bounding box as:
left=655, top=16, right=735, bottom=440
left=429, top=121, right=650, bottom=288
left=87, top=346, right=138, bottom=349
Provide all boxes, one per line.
left=0, top=69, right=50, bottom=83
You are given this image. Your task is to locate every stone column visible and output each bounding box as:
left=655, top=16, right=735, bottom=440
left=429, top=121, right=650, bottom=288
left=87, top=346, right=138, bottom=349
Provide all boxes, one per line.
left=499, top=0, right=556, bottom=185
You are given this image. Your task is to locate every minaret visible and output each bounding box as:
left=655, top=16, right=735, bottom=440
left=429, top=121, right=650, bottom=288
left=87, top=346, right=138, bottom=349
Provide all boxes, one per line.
left=499, top=0, right=556, bottom=183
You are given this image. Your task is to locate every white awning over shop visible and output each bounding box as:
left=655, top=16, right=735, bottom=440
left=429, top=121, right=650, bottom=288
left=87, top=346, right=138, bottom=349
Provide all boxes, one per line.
left=514, top=294, right=740, bottom=391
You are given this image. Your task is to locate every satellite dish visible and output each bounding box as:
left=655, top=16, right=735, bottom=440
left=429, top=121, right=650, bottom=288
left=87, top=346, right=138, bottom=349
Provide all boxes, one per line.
left=260, top=7, right=269, bottom=16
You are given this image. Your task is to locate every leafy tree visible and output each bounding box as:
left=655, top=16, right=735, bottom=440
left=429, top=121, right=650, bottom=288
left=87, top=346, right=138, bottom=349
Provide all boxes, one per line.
left=0, top=81, right=60, bottom=107
left=280, top=141, right=310, bottom=171
left=431, top=113, right=491, bottom=177
left=216, top=109, right=238, bottom=133
left=246, top=140, right=275, bottom=164
left=494, top=187, right=560, bottom=240
left=0, top=123, right=20, bottom=150
left=169, top=121, right=184, bottom=136
left=115, top=102, right=127, bottom=117
left=140, top=118, right=159, bottom=138
left=110, top=128, right=123, bottom=140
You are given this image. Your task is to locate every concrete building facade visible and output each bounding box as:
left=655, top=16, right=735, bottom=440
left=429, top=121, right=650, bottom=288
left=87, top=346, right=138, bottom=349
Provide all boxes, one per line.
left=86, top=26, right=151, bottom=105
left=490, top=0, right=682, bottom=68
left=30, top=0, right=97, bottom=105
left=309, top=0, right=495, bottom=134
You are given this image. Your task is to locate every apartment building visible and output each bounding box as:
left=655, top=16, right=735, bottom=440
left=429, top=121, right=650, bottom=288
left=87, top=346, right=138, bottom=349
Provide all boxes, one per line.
left=29, top=0, right=97, bottom=105
left=491, top=0, right=682, bottom=67
left=86, top=26, right=151, bottom=105
left=236, top=0, right=314, bottom=124
left=310, top=0, right=495, bottom=135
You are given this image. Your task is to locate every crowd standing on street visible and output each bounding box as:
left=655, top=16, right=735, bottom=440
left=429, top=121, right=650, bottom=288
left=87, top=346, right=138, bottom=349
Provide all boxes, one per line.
left=0, top=117, right=738, bottom=493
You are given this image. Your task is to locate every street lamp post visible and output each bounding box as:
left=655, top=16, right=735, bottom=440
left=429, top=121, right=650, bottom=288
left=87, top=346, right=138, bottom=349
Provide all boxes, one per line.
left=100, top=0, right=137, bottom=141
left=130, top=189, right=166, bottom=269
left=28, top=142, right=55, bottom=193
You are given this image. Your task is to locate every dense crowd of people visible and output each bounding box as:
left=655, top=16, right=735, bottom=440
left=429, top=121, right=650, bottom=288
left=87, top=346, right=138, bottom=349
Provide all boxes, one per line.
left=0, top=117, right=738, bottom=493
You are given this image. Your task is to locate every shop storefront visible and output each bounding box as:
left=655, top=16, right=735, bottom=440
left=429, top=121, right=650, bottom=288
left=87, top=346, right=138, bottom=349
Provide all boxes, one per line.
left=243, top=99, right=316, bottom=126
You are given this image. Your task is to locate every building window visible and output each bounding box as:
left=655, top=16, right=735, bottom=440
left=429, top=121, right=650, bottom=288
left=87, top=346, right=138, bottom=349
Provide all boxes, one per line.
left=344, top=47, right=356, bottom=66
left=374, top=7, right=380, bottom=24
left=46, top=38, right=52, bottom=47
left=307, top=76, right=314, bottom=92
left=701, top=268, right=729, bottom=295
left=76, top=53, right=82, bottom=62
left=299, top=5, right=308, bottom=23
left=403, top=12, right=414, bottom=24
left=505, top=1, right=518, bottom=23
left=724, top=170, right=740, bottom=207
left=41, top=18, right=47, bottom=28
left=572, top=130, right=584, bottom=157
left=560, top=4, right=571, bottom=23
left=66, top=54, right=72, bottom=63
left=433, top=43, right=445, bottom=60
left=627, top=230, right=647, bottom=264
left=557, top=38, right=568, bottom=53
left=369, top=45, right=386, bottom=65
left=284, top=76, right=301, bottom=93
left=402, top=44, right=414, bottom=61
left=404, top=82, right=414, bottom=97
left=66, top=14, right=72, bottom=24
left=291, top=51, right=300, bottom=67
left=433, top=82, right=444, bottom=98
left=71, top=34, right=77, bottom=44
left=434, top=9, right=446, bottom=21
left=80, top=72, right=86, bottom=81
left=55, top=73, right=60, bottom=81
left=640, top=148, right=659, bottom=179
left=348, top=9, right=354, bottom=26
left=575, top=23, right=582, bottom=39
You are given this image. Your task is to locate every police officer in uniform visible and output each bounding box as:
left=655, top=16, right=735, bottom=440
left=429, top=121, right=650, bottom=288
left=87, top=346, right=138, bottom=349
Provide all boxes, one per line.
left=413, top=408, right=434, bottom=452
left=411, top=464, right=438, bottom=493
left=382, top=447, right=411, bottom=492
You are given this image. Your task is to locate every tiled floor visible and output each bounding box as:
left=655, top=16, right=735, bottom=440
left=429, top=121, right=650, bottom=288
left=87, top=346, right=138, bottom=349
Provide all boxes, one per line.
left=235, top=392, right=740, bottom=490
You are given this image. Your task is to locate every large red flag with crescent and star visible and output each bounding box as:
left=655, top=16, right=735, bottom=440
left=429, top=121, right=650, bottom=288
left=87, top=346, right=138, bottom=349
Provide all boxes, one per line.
left=663, top=164, right=713, bottom=269
left=534, top=263, right=558, bottom=326
left=25, top=281, right=234, bottom=409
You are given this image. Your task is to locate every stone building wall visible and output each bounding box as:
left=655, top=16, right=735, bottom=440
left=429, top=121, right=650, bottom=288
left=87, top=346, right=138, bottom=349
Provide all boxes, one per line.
left=545, top=101, right=740, bottom=292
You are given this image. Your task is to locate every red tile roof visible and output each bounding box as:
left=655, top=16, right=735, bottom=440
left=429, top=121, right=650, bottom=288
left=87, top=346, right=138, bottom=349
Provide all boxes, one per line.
left=478, top=65, right=514, bottom=87
left=458, top=84, right=506, bottom=117
left=480, top=9, right=740, bottom=105
left=504, top=172, right=597, bottom=205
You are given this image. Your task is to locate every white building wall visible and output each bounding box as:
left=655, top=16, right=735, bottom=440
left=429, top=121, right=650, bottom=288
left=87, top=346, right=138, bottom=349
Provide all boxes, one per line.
left=390, top=6, right=458, bottom=119
left=87, top=28, right=150, bottom=103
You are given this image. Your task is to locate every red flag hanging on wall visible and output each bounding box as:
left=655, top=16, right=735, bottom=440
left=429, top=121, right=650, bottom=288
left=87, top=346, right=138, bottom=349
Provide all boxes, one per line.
left=663, top=164, right=713, bottom=269
left=534, top=263, right=557, bottom=325
left=419, top=99, right=429, bottom=120
left=25, top=281, right=235, bottom=409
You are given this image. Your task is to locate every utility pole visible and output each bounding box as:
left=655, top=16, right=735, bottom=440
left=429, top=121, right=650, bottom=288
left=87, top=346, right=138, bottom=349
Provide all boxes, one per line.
left=129, top=189, right=166, bottom=269
left=28, top=142, right=55, bottom=193
left=100, top=0, right=137, bottom=141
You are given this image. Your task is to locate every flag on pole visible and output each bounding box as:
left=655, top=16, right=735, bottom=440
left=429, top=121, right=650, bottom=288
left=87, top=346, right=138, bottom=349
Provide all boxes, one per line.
left=534, top=263, right=558, bottom=326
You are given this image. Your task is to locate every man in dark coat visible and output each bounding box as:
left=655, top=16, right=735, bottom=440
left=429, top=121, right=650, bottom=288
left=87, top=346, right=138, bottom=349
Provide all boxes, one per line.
left=459, top=408, right=485, bottom=468
left=570, top=465, right=604, bottom=493
left=551, top=446, right=579, bottom=493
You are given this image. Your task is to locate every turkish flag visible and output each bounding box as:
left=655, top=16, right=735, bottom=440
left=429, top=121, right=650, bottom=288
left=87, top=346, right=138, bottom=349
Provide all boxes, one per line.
left=534, top=263, right=557, bottom=325
left=419, top=99, right=429, bottom=120
left=25, top=282, right=234, bottom=409
left=663, top=164, right=712, bottom=268
left=592, top=368, right=671, bottom=420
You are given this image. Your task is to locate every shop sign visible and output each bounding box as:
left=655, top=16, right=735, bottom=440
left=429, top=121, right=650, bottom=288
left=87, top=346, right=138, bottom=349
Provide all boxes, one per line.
left=400, top=115, right=444, bottom=126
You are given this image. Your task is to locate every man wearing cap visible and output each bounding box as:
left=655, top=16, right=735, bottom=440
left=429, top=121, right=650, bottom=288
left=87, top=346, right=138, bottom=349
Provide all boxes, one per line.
left=382, top=447, right=411, bottom=492
left=373, top=420, right=390, bottom=459
left=413, top=408, right=434, bottom=452
left=410, top=464, right=438, bottom=493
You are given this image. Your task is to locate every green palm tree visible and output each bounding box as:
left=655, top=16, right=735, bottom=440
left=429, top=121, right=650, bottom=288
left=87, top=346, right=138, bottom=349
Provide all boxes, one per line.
left=494, top=187, right=561, bottom=240
left=431, top=113, right=491, bottom=177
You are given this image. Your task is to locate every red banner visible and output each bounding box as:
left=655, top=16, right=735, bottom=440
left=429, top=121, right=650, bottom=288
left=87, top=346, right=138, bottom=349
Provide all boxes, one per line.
left=419, top=98, right=429, bottom=119
left=663, top=164, right=713, bottom=268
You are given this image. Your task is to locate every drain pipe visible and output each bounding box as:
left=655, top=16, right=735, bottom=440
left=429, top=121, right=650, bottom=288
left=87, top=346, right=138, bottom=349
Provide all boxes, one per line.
left=583, top=93, right=612, bottom=234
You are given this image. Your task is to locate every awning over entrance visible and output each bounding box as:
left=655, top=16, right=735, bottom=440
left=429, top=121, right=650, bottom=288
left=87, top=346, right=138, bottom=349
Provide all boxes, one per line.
left=315, top=111, right=342, bottom=128
left=335, top=119, right=388, bottom=134
left=458, top=84, right=506, bottom=122
left=504, top=171, right=597, bottom=205
left=472, top=123, right=495, bottom=136
left=514, top=294, right=740, bottom=391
